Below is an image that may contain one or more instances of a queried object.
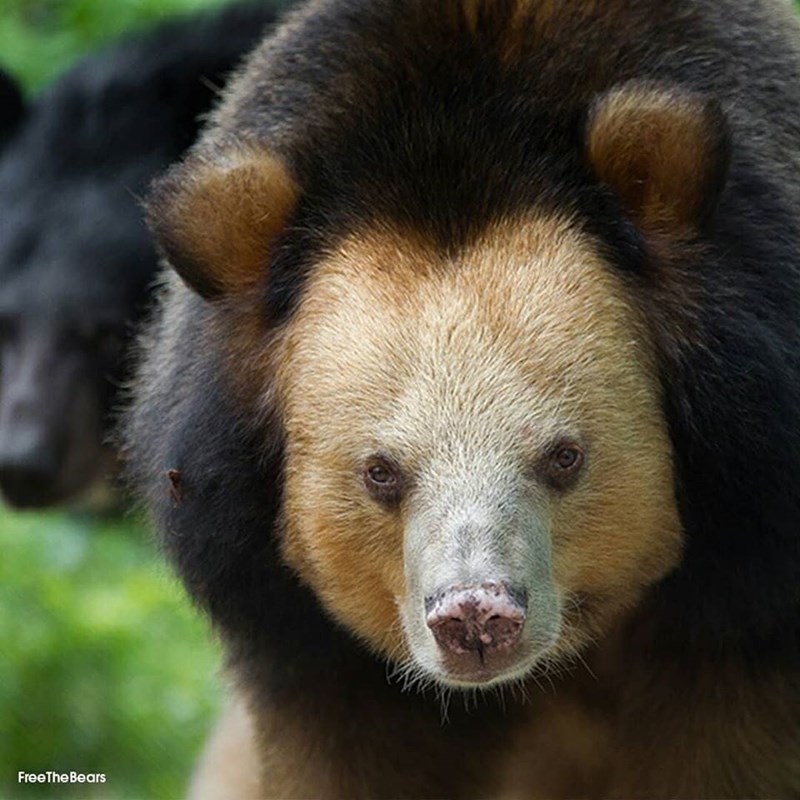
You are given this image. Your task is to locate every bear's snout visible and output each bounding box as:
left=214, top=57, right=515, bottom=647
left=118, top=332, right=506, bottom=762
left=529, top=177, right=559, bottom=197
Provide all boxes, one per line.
left=425, top=582, right=527, bottom=655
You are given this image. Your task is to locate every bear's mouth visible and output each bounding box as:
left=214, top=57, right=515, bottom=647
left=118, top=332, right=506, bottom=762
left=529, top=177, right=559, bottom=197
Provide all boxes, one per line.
left=433, top=646, right=548, bottom=688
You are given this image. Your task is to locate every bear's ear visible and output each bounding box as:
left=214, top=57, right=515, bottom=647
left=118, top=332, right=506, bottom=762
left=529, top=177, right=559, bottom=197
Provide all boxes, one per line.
left=146, top=149, right=298, bottom=299
left=586, top=82, right=730, bottom=235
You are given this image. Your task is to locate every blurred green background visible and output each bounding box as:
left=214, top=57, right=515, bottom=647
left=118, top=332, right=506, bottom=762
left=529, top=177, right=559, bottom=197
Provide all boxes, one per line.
left=0, top=510, right=221, bottom=799
left=0, top=4, right=238, bottom=798
left=0, top=0, right=231, bottom=91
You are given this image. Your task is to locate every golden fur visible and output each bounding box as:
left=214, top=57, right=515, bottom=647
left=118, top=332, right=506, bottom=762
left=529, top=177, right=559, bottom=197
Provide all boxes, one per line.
left=188, top=694, right=262, bottom=800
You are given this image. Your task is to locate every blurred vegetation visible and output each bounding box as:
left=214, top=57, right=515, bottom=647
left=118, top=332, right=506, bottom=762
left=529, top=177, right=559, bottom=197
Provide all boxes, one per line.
left=0, top=509, right=222, bottom=799
left=0, top=0, right=232, bottom=91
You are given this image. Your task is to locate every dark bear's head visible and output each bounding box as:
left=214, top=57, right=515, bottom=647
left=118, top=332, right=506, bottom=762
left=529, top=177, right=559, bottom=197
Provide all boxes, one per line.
left=145, top=81, right=733, bottom=688
left=0, top=68, right=165, bottom=509
left=0, top=5, right=278, bottom=510
left=0, top=172, right=154, bottom=509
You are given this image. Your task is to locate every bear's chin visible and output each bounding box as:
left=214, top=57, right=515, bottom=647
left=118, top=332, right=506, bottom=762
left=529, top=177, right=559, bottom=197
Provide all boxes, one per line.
left=404, top=629, right=563, bottom=691
left=431, top=659, right=540, bottom=690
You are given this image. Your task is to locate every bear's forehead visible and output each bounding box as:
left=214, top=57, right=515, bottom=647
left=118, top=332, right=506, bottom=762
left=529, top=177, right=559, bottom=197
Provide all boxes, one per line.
left=279, top=212, right=656, bottom=423
left=290, top=214, right=644, bottom=350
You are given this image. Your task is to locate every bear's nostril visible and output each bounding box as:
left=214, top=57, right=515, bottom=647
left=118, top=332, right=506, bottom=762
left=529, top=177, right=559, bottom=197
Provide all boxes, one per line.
left=484, top=616, right=524, bottom=650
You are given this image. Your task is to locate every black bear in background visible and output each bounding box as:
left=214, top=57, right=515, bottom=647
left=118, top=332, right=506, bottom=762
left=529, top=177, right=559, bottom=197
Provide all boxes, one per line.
left=0, top=2, right=284, bottom=510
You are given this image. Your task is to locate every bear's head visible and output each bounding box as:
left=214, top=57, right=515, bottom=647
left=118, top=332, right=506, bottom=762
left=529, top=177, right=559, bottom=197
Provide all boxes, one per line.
left=273, top=214, right=685, bottom=687
left=144, top=83, right=731, bottom=688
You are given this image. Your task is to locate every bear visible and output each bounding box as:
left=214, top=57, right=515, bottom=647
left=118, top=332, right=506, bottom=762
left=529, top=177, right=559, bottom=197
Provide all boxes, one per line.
left=0, top=2, right=284, bottom=510
left=126, top=0, right=800, bottom=797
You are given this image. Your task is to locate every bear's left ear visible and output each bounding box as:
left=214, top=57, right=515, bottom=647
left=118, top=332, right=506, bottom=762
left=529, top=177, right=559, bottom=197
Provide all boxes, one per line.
left=586, top=82, right=730, bottom=235
left=146, top=148, right=298, bottom=300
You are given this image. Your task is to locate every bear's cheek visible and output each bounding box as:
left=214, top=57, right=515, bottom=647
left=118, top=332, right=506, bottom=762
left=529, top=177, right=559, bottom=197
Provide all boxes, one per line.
left=280, top=459, right=409, bottom=658
left=548, top=445, right=684, bottom=641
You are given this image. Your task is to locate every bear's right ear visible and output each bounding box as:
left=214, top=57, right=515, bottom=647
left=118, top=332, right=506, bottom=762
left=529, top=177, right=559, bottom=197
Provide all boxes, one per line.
left=585, top=82, right=730, bottom=236
left=146, top=149, right=298, bottom=299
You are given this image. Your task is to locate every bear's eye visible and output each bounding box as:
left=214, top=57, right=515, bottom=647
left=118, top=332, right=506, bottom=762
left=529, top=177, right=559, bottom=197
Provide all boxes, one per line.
left=363, top=456, right=403, bottom=506
left=368, top=464, right=393, bottom=483
left=554, top=447, right=581, bottom=470
left=545, top=442, right=585, bottom=490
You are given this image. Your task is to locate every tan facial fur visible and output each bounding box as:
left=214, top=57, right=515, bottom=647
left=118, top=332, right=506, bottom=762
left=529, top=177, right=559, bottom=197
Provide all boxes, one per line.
left=276, top=215, right=682, bottom=687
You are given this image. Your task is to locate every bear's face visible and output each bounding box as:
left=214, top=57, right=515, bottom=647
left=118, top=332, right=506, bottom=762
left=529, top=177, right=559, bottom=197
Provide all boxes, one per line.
left=275, top=214, right=682, bottom=688
left=145, top=83, right=727, bottom=689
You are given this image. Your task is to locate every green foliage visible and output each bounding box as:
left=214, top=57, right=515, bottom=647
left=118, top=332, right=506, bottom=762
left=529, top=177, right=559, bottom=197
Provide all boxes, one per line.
left=0, top=0, right=232, bottom=91
left=0, top=510, right=221, bottom=799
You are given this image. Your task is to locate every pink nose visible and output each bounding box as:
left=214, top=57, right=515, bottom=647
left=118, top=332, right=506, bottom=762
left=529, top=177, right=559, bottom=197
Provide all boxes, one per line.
left=425, top=582, right=527, bottom=655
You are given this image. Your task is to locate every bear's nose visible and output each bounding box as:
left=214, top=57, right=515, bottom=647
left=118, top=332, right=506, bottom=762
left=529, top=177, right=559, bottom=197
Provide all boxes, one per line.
left=0, top=458, right=59, bottom=509
left=0, top=426, right=60, bottom=509
left=425, top=582, right=527, bottom=655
